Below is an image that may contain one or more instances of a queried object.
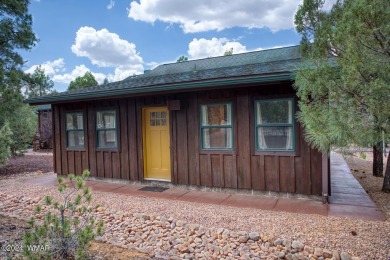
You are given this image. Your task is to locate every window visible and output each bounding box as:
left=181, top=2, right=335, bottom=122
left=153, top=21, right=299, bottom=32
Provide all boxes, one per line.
left=150, top=111, right=167, bottom=126
left=96, top=110, right=117, bottom=148
left=66, top=112, right=84, bottom=148
left=255, top=99, right=294, bottom=151
left=200, top=103, right=233, bottom=150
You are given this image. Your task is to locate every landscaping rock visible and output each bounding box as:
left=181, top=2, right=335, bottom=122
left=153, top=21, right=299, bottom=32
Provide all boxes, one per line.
left=304, top=245, right=313, bottom=254
left=0, top=175, right=368, bottom=260
left=333, top=250, right=341, bottom=260
left=314, top=247, right=323, bottom=257
left=340, top=251, right=351, bottom=260
left=249, top=231, right=260, bottom=241
left=323, top=249, right=333, bottom=258
left=292, top=240, right=304, bottom=251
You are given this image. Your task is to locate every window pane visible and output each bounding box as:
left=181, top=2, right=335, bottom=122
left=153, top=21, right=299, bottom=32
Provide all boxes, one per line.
left=201, top=104, right=232, bottom=126
left=257, top=100, right=292, bottom=124
left=97, top=130, right=117, bottom=147
left=97, top=111, right=116, bottom=129
left=202, top=128, right=232, bottom=149
left=257, top=126, right=292, bottom=150
left=66, top=113, right=83, bottom=130
left=67, top=131, right=84, bottom=147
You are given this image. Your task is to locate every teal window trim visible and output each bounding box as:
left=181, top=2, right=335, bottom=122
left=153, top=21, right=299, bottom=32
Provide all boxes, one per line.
left=96, top=109, right=118, bottom=149
left=200, top=102, right=234, bottom=151
left=65, top=112, right=85, bottom=148
left=254, top=98, right=295, bottom=152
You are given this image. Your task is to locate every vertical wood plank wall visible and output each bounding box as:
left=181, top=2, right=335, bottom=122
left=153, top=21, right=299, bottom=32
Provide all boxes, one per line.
left=53, top=83, right=323, bottom=196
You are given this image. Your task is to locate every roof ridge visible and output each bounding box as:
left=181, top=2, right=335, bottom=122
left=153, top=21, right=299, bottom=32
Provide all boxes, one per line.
left=159, top=44, right=300, bottom=66
left=123, top=57, right=302, bottom=82
left=141, top=45, right=301, bottom=78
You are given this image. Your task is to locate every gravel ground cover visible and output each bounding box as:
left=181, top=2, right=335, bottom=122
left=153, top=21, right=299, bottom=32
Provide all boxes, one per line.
left=1, top=173, right=389, bottom=259
left=0, top=189, right=355, bottom=260
left=0, top=152, right=389, bottom=259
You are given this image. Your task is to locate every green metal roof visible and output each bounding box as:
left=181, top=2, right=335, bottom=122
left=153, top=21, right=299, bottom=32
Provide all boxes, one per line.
left=35, top=104, right=52, bottom=111
left=25, top=45, right=301, bottom=105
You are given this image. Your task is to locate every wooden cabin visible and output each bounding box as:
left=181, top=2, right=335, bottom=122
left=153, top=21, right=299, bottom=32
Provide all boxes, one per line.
left=26, top=46, right=330, bottom=200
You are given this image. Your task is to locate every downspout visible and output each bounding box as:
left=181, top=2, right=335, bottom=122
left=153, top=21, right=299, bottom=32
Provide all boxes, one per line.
left=321, top=152, right=329, bottom=204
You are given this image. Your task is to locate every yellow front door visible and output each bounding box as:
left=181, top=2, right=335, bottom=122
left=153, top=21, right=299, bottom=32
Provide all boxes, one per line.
left=142, top=107, right=171, bottom=181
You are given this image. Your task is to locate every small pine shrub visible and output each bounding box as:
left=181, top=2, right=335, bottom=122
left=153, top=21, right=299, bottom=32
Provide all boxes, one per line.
left=23, top=170, right=103, bottom=259
left=359, top=152, right=367, bottom=160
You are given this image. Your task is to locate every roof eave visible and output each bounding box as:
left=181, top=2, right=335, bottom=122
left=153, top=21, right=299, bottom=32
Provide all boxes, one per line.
left=25, top=72, right=295, bottom=105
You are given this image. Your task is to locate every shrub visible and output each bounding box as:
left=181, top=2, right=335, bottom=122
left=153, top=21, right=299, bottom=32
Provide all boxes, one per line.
left=8, top=105, right=37, bottom=156
left=359, top=152, right=367, bottom=160
left=0, top=121, right=13, bottom=167
left=23, top=170, right=103, bottom=259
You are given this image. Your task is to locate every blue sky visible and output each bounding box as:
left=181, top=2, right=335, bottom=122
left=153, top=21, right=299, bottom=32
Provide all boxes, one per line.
left=23, top=0, right=305, bottom=92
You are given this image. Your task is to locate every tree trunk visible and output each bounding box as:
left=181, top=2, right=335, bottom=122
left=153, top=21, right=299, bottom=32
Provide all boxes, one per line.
left=373, top=142, right=383, bottom=177
left=382, top=153, right=390, bottom=193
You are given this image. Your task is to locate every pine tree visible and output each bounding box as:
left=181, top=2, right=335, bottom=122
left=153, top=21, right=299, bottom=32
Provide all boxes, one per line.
left=25, top=66, right=55, bottom=98
left=68, top=72, right=98, bottom=91
left=0, top=0, right=38, bottom=161
left=176, top=56, right=188, bottom=62
left=294, top=0, right=390, bottom=191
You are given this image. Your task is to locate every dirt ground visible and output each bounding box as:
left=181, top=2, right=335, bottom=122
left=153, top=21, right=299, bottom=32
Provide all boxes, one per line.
left=0, top=214, right=28, bottom=259
left=0, top=152, right=53, bottom=176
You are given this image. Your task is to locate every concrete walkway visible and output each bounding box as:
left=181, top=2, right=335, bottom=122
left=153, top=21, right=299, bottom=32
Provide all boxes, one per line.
left=328, top=152, right=385, bottom=221
left=23, top=153, right=385, bottom=221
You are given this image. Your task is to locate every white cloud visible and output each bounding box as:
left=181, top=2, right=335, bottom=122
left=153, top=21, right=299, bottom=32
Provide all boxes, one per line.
left=71, top=27, right=144, bottom=70
left=52, top=64, right=143, bottom=84
left=128, top=0, right=301, bottom=33
left=111, top=64, right=145, bottom=81
left=188, top=38, right=247, bottom=59
left=107, top=0, right=115, bottom=9
left=25, top=58, right=65, bottom=75
left=52, top=65, right=107, bottom=85
left=144, top=61, right=161, bottom=71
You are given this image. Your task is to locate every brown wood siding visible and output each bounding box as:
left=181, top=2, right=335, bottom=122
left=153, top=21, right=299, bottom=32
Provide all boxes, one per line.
left=236, top=89, right=252, bottom=189
left=53, top=105, right=62, bottom=174
left=187, top=95, right=200, bottom=186
left=54, top=82, right=323, bottom=195
left=176, top=94, right=189, bottom=184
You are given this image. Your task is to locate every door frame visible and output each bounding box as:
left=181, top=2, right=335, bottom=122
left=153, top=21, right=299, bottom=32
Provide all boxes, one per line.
left=142, top=106, right=172, bottom=182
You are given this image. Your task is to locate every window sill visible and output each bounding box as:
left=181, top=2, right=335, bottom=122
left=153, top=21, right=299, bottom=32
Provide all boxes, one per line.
left=66, top=147, right=86, bottom=152
left=200, top=150, right=236, bottom=155
left=254, top=150, right=297, bottom=156
left=96, top=147, right=119, bottom=152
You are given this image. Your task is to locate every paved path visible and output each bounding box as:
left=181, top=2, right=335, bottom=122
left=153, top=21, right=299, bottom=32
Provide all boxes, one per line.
left=23, top=153, right=385, bottom=221
left=328, top=152, right=385, bottom=221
